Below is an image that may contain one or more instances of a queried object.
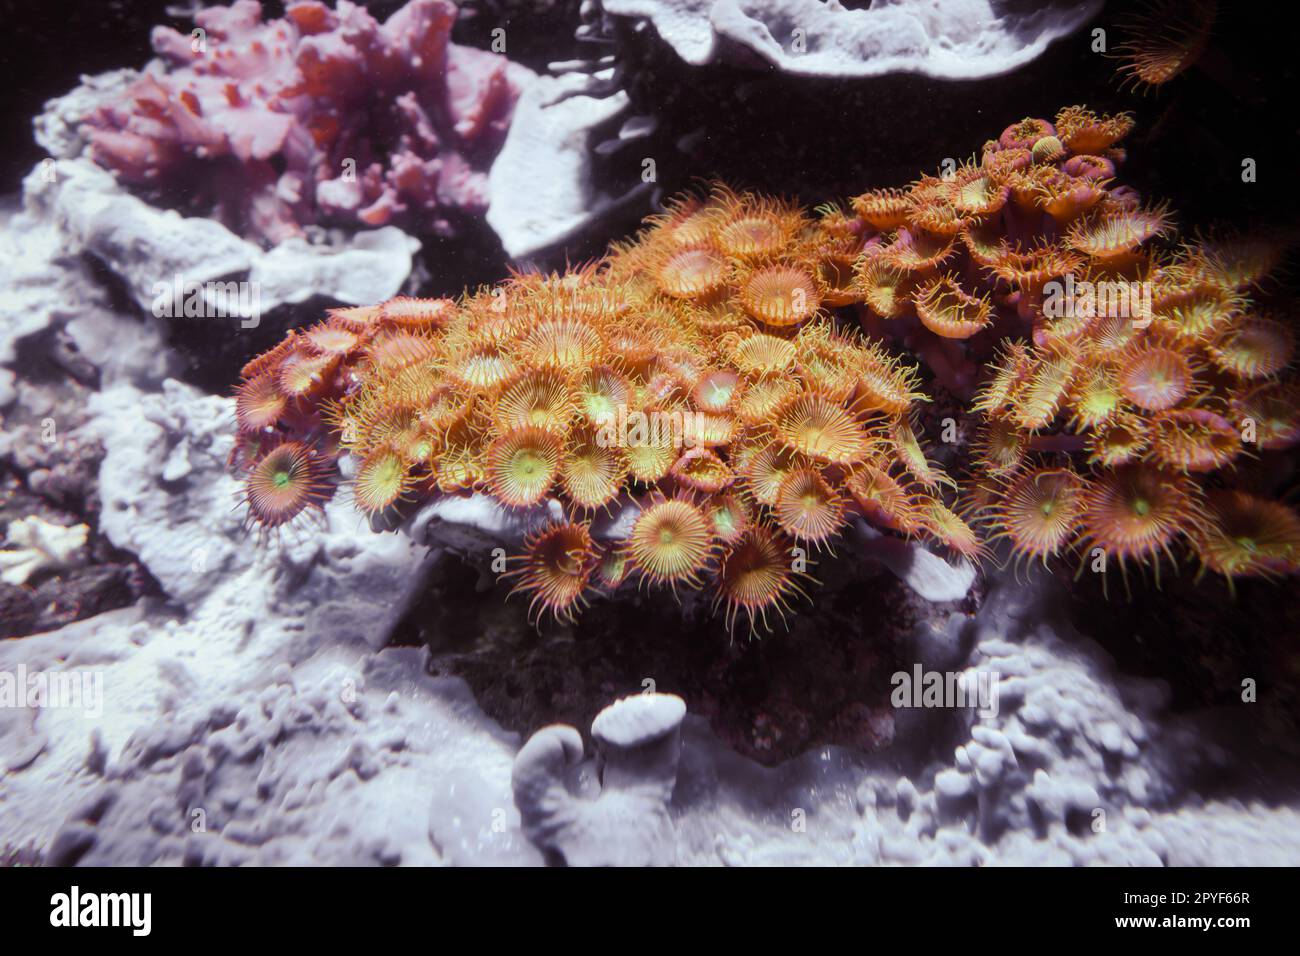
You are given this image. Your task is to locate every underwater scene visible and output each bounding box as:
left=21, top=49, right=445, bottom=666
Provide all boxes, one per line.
left=1, top=0, right=1298, bottom=888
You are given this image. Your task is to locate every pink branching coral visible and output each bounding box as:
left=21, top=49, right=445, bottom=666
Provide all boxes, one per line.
left=78, top=0, right=531, bottom=243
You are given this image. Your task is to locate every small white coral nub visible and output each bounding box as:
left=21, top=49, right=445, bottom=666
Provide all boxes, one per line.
left=512, top=692, right=687, bottom=866
left=0, top=517, right=89, bottom=585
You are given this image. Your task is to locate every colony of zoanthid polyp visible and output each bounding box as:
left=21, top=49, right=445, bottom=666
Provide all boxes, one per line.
left=231, top=105, right=1300, bottom=631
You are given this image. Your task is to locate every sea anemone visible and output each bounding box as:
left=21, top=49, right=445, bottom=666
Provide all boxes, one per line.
left=518, top=319, right=604, bottom=371
left=277, top=352, right=338, bottom=400
left=485, top=426, right=564, bottom=508
left=919, top=501, right=985, bottom=563
left=999, top=117, right=1056, bottom=152
left=1149, top=407, right=1241, bottom=472
left=244, top=441, right=333, bottom=528
left=774, top=465, right=846, bottom=547
left=739, top=263, right=823, bottom=328
left=447, top=342, right=517, bottom=390
left=1230, top=382, right=1300, bottom=450
left=1153, top=282, right=1242, bottom=341
left=1113, top=0, right=1216, bottom=92
left=1206, top=314, right=1294, bottom=379
left=773, top=392, right=874, bottom=465
left=1116, top=340, right=1195, bottom=411
left=561, top=427, right=627, bottom=509
left=913, top=275, right=993, bottom=339
left=1088, top=414, right=1150, bottom=467
left=654, top=244, right=731, bottom=300
left=626, top=497, right=716, bottom=589
left=1078, top=463, right=1205, bottom=571
left=950, top=163, right=1011, bottom=218
left=303, top=322, right=363, bottom=356
left=671, top=446, right=736, bottom=493
left=365, top=330, right=440, bottom=370
left=845, top=462, right=923, bottom=534
left=493, top=369, right=576, bottom=434
left=1013, top=344, right=1078, bottom=430
left=705, top=492, right=752, bottom=544
left=352, top=446, right=411, bottom=514
left=623, top=421, right=678, bottom=484
left=1067, top=363, right=1123, bottom=429
left=729, top=331, right=798, bottom=376
left=693, top=370, right=742, bottom=413
left=852, top=346, right=926, bottom=417
left=713, top=192, right=802, bottom=260
left=1192, top=490, right=1300, bottom=581
left=735, top=376, right=799, bottom=424
left=972, top=415, right=1027, bottom=476
left=378, top=296, right=456, bottom=329
left=794, top=326, right=860, bottom=403
left=890, top=418, right=950, bottom=489
left=881, top=228, right=956, bottom=272
left=240, top=331, right=301, bottom=381
left=739, top=442, right=799, bottom=506
left=713, top=526, right=811, bottom=635
left=851, top=188, right=912, bottom=230
left=1054, top=106, right=1135, bottom=154
left=1066, top=203, right=1172, bottom=259
left=856, top=259, right=914, bottom=319
left=983, top=467, right=1086, bottom=566
left=1031, top=134, right=1066, bottom=165
left=507, top=521, right=598, bottom=625
left=576, top=366, right=632, bottom=429
left=235, top=372, right=288, bottom=431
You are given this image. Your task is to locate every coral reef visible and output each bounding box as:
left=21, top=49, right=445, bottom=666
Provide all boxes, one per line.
left=960, top=224, right=1297, bottom=586
left=229, top=186, right=974, bottom=633
left=230, top=103, right=1300, bottom=631
left=9, top=564, right=1300, bottom=865
left=70, top=0, right=532, bottom=244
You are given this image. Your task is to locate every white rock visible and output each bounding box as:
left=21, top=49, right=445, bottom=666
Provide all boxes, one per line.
left=603, top=0, right=1101, bottom=77
left=22, top=158, right=418, bottom=324
left=854, top=520, right=977, bottom=602
left=487, top=73, right=649, bottom=259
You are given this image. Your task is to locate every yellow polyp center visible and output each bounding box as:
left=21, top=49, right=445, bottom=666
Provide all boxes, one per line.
left=273, top=470, right=292, bottom=489
left=1134, top=498, right=1150, bottom=516
left=515, top=452, right=542, bottom=478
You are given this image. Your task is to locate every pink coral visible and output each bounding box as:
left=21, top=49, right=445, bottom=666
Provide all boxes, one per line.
left=78, top=0, right=531, bottom=244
